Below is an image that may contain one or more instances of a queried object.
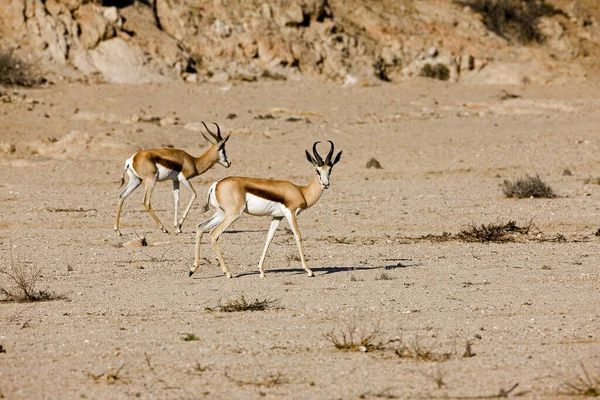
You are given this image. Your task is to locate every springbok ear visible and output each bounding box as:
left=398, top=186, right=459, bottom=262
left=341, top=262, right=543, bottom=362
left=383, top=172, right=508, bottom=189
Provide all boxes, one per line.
left=305, top=150, right=316, bottom=165
left=332, top=151, right=342, bottom=166
left=217, top=133, right=231, bottom=148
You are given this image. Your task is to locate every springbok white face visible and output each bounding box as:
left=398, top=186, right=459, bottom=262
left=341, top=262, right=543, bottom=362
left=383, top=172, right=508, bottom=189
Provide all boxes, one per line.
left=201, top=121, right=231, bottom=168
left=217, top=146, right=231, bottom=168
left=306, top=141, right=343, bottom=189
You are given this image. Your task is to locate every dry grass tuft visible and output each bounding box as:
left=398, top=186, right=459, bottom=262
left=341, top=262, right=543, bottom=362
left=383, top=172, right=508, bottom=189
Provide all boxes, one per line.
left=182, top=333, right=201, bottom=341
left=89, top=364, right=127, bottom=384
left=225, top=370, right=285, bottom=388
left=206, top=294, right=280, bottom=312
left=457, top=220, right=534, bottom=243
left=0, top=251, right=65, bottom=303
left=557, top=362, right=600, bottom=397
left=323, top=322, right=379, bottom=352
left=392, top=336, right=454, bottom=362
left=501, top=174, right=556, bottom=198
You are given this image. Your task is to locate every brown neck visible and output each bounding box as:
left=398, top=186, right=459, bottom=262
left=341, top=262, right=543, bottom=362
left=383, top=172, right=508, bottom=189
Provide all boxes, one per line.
left=300, top=173, right=324, bottom=209
left=194, top=145, right=218, bottom=175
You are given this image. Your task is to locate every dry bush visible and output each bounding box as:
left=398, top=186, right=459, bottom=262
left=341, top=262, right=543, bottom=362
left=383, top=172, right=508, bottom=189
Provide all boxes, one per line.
left=0, top=252, right=64, bottom=302
left=0, top=50, right=45, bottom=87
left=455, top=0, right=562, bottom=44
left=206, top=294, right=280, bottom=312
left=457, top=220, right=533, bottom=243
left=182, top=333, right=201, bottom=341
left=557, top=363, right=600, bottom=397
left=392, top=336, right=454, bottom=362
left=366, top=158, right=383, bottom=169
left=501, top=174, right=556, bottom=198
left=323, top=322, right=379, bottom=352
left=420, top=63, right=450, bottom=80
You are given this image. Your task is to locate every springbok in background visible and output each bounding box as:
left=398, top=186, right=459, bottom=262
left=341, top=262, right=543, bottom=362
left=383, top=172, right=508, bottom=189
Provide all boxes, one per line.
left=189, top=140, right=342, bottom=279
left=114, top=122, right=231, bottom=236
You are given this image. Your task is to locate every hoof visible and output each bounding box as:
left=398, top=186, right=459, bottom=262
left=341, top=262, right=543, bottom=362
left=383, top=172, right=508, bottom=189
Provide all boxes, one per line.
left=188, top=270, right=195, bottom=277
left=225, top=272, right=233, bottom=279
left=307, top=271, right=314, bottom=277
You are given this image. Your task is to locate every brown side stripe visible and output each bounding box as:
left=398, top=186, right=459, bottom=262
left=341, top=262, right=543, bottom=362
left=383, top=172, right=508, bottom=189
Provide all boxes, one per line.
left=153, top=156, right=183, bottom=173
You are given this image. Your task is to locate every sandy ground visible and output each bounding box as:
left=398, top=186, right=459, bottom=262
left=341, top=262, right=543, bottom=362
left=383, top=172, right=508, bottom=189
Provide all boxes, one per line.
left=1, top=79, right=600, bottom=399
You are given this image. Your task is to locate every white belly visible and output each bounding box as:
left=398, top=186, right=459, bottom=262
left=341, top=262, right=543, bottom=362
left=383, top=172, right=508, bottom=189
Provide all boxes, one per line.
left=245, top=194, right=287, bottom=217
left=156, top=164, right=180, bottom=181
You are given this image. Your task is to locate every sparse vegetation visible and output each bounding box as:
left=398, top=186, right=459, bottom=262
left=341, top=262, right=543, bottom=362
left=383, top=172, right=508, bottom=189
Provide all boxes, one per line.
left=206, top=295, right=280, bottom=312
left=392, top=336, right=455, bottom=362
left=584, top=177, right=600, bottom=185
left=455, top=0, right=562, bottom=44
left=323, top=323, right=379, bottom=352
left=366, top=158, right=383, bottom=169
left=225, top=370, right=285, bottom=387
left=557, top=363, right=600, bottom=397
left=375, top=272, right=393, bottom=281
left=501, top=174, right=556, bottom=198
left=89, top=364, right=127, bottom=384
left=0, top=50, right=45, bottom=87
left=420, top=63, right=450, bottom=80
left=457, top=220, right=533, bottom=243
left=0, top=251, right=64, bottom=303
left=182, top=333, right=201, bottom=341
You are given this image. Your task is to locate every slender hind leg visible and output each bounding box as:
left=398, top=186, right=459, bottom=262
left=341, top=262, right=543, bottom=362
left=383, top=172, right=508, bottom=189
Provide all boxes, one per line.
left=209, top=212, right=242, bottom=279
left=189, top=212, right=223, bottom=277
left=142, top=175, right=169, bottom=233
left=172, top=181, right=180, bottom=233
left=114, top=176, right=142, bottom=236
left=257, top=217, right=282, bottom=278
left=177, top=178, right=197, bottom=233
left=284, top=211, right=313, bottom=277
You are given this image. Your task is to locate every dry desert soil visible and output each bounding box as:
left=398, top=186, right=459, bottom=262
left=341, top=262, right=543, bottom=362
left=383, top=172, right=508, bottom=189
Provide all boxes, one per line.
left=1, top=80, right=600, bottom=399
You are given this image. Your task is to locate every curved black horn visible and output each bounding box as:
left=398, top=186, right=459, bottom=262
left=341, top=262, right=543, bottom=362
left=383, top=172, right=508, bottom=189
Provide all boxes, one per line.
left=324, top=140, right=334, bottom=165
left=201, top=121, right=219, bottom=142
left=213, top=122, right=222, bottom=140
left=312, top=141, right=324, bottom=166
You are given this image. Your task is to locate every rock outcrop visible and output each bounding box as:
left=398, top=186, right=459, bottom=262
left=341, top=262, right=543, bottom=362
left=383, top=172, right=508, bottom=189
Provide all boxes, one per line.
left=0, top=0, right=598, bottom=85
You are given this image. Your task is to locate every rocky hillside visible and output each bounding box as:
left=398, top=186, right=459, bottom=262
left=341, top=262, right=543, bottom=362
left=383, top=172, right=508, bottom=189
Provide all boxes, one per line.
left=0, top=0, right=598, bottom=85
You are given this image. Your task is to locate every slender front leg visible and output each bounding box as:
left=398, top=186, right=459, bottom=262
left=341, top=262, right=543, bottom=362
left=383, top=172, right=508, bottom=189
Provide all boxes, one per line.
left=177, top=179, right=197, bottom=233
left=114, top=176, right=141, bottom=236
left=173, top=180, right=180, bottom=233
left=257, top=217, right=282, bottom=278
left=284, top=211, right=313, bottom=277
left=142, top=176, right=169, bottom=233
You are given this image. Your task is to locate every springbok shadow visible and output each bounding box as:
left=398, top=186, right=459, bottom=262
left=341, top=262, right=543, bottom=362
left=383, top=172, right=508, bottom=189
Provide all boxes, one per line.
left=190, top=259, right=420, bottom=280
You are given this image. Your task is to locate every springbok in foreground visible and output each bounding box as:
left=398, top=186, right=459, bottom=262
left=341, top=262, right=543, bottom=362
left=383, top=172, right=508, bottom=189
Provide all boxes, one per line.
left=114, top=122, right=231, bottom=236
left=189, top=141, right=342, bottom=279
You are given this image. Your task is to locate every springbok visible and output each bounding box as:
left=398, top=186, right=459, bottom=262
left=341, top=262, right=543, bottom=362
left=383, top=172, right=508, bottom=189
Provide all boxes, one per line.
left=189, top=140, right=342, bottom=279
left=114, top=122, right=231, bottom=236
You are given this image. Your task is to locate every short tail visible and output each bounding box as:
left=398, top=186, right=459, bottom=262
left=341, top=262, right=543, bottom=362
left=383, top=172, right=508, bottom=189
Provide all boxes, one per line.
left=118, top=162, right=129, bottom=188
left=200, top=182, right=218, bottom=213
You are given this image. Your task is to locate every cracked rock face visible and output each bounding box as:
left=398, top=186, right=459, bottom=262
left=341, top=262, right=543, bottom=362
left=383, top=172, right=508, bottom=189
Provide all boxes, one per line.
left=0, top=0, right=598, bottom=85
